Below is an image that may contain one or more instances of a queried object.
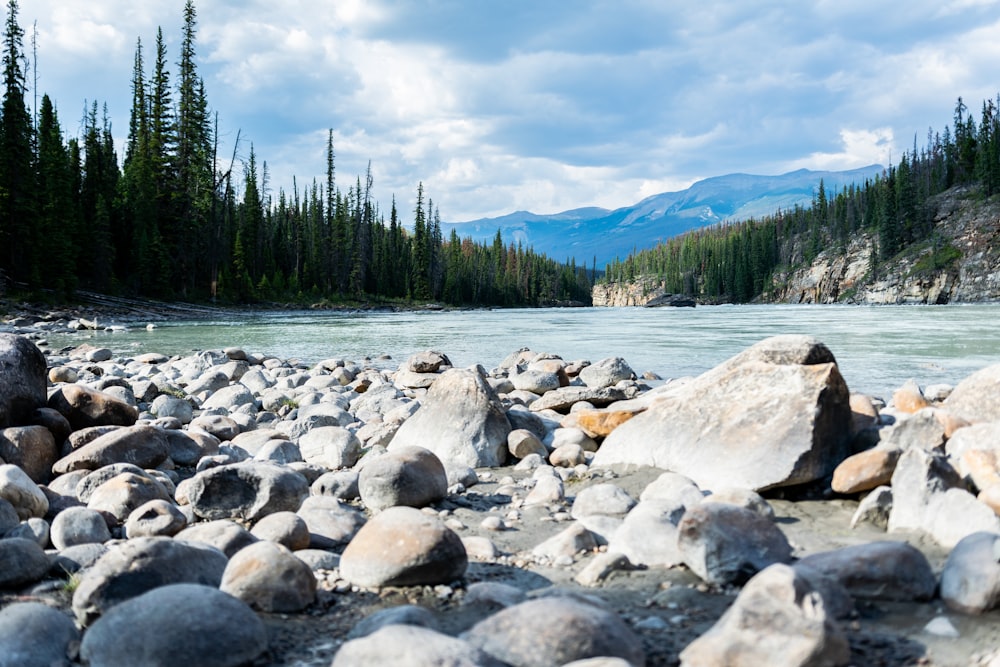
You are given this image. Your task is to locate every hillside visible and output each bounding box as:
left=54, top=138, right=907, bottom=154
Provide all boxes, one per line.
left=593, top=186, right=1000, bottom=307
left=443, top=165, right=884, bottom=267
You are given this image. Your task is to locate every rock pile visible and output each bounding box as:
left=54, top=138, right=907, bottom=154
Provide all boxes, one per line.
left=0, top=330, right=1000, bottom=665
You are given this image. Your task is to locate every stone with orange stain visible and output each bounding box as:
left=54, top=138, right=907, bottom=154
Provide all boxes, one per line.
left=893, top=381, right=929, bottom=414
left=831, top=448, right=902, bottom=494
left=563, top=409, right=642, bottom=439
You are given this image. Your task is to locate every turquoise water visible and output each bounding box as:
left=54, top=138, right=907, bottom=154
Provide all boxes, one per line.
left=43, top=304, right=1000, bottom=398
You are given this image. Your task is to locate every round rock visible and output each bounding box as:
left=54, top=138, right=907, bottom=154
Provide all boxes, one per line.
left=0, top=601, right=80, bottom=667
left=358, top=445, right=448, bottom=512
left=220, top=540, right=316, bottom=612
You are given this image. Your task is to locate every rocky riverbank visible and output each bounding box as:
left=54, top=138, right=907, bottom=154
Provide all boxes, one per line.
left=1, top=328, right=999, bottom=666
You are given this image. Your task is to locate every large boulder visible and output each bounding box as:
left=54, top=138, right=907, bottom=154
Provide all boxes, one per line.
left=593, top=335, right=852, bottom=492
left=940, top=531, right=1000, bottom=614
left=944, top=364, right=1000, bottom=423
left=51, top=424, right=168, bottom=475
left=795, top=541, right=936, bottom=602
left=358, top=445, right=448, bottom=512
left=0, top=601, right=80, bottom=667
left=0, top=334, right=47, bottom=428
left=388, top=368, right=511, bottom=468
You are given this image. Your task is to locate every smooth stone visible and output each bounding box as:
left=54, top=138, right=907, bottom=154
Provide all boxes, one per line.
left=944, top=363, right=1000, bottom=423
left=72, top=537, right=229, bottom=624
left=0, top=537, right=50, bottom=589
left=850, top=486, right=893, bottom=529
left=200, top=384, right=256, bottom=411
left=578, top=357, right=635, bottom=389
left=0, top=601, right=80, bottom=667
left=50, top=506, right=112, bottom=549
left=311, top=470, right=360, bottom=500
left=677, top=503, right=793, bottom=585
left=888, top=448, right=963, bottom=534
left=523, top=474, right=564, bottom=506
left=339, top=506, right=467, bottom=588
left=532, top=522, right=597, bottom=561
left=220, top=540, right=316, bottom=612
left=550, top=443, right=587, bottom=467
left=0, top=497, right=18, bottom=535
left=359, top=445, right=448, bottom=512
left=298, top=425, right=362, bottom=469
left=0, top=426, right=57, bottom=483
left=6, top=517, right=49, bottom=547
left=607, top=498, right=691, bottom=568
left=163, top=428, right=221, bottom=467
left=49, top=543, right=108, bottom=575
left=47, top=384, right=138, bottom=430
left=940, top=531, right=1000, bottom=614
left=346, top=604, right=440, bottom=639
left=124, top=499, right=187, bottom=538
left=463, top=596, right=645, bottom=667
left=74, top=463, right=148, bottom=503
left=702, top=487, right=775, bottom=519
left=571, top=483, right=637, bottom=520
left=0, top=334, right=47, bottom=429
left=150, top=395, right=194, bottom=424
left=831, top=447, right=901, bottom=494
left=175, top=519, right=258, bottom=558
left=249, top=510, right=310, bottom=550
left=507, top=429, right=548, bottom=460
left=87, top=472, right=172, bottom=522
left=190, top=414, right=241, bottom=442
left=510, top=369, right=561, bottom=395
left=296, top=496, right=366, bottom=549
left=293, top=548, right=341, bottom=571
left=796, top=541, right=936, bottom=601
left=51, top=424, right=169, bottom=475
left=0, top=464, right=48, bottom=519
left=79, top=584, right=267, bottom=667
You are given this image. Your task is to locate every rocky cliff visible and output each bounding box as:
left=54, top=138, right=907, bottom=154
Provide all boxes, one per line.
left=593, top=187, right=1000, bottom=306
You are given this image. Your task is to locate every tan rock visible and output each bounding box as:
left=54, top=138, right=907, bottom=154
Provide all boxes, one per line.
left=928, top=408, right=971, bottom=439
left=831, top=448, right=901, bottom=494
left=978, top=483, right=1000, bottom=516
left=893, top=382, right=929, bottom=414
left=849, top=393, right=879, bottom=436
left=960, top=448, right=1000, bottom=492
left=566, top=409, right=641, bottom=439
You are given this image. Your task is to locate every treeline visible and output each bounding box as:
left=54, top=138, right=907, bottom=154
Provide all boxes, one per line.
left=0, top=0, right=590, bottom=307
left=602, top=95, right=1000, bottom=302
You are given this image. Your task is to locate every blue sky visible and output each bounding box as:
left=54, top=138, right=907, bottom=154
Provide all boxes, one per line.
left=26, top=0, right=1000, bottom=221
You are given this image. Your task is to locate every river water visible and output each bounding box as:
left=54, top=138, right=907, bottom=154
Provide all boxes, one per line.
left=44, top=304, right=1000, bottom=398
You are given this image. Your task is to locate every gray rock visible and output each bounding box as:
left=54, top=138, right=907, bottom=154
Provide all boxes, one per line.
left=200, top=384, right=256, bottom=411
left=463, top=596, right=645, bottom=667
left=50, top=506, right=112, bottom=548
left=0, top=426, right=57, bottom=483
left=296, top=496, right=366, bottom=549
left=0, top=601, right=79, bottom=667
left=796, top=541, right=936, bottom=601
left=923, top=487, right=1000, bottom=548
left=593, top=335, right=852, bottom=492
left=86, top=472, right=172, bottom=523
left=359, top=445, right=448, bottom=512
left=850, top=486, right=893, bottom=529
left=47, top=384, right=138, bottom=431
left=528, top=386, right=631, bottom=413
left=510, top=369, right=561, bottom=395
left=0, top=537, right=50, bottom=589
left=175, top=519, right=258, bottom=558
left=703, top=487, right=775, bottom=519
left=940, top=531, right=1000, bottom=614
left=0, top=334, right=47, bottom=429
left=74, top=463, right=148, bottom=502
left=878, top=408, right=946, bottom=451
left=249, top=510, right=310, bottom=550
left=405, top=350, right=452, bottom=373
left=0, top=464, right=48, bottom=519
left=72, top=536, right=228, bottom=624
left=677, top=503, right=793, bottom=585
left=571, top=483, right=636, bottom=520
left=164, top=428, right=221, bottom=467
left=294, top=548, right=341, bottom=571
left=334, top=624, right=503, bottom=667
left=0, top=497, right=18, bottom=535
left=311, top=470, right=360, bottom=500
left=220, top=540, right=316, bottom=612
left=186, top=461, right=309, bottom=522
left=150, top=395, right=194, bottom=424
left=389, top=369, right=511, bottom=468
left=298, top=425, right=362, bottom=469
left=6, top=517, right=48, bottom=547
left=679, top=563, right=850, bottom=667
left=532, top=522, right=597, bottom=561
left=79, top=583, right=267, bottom=667
left=508, top=428, right=548, bottom=460
left=50, top=543, right=108, bottom=575
left=124, top=498, right=187, bottom=538
left=190, top=414, right=241, bottom=442
left=608, top=498, right=692, bottom=568
left=888, top=448, right=963, bottom=534
left=51, top=424, right=169, bottom=475
left=579, top=356, right=634, bottom=388
left=340, top=506, right=467, bottom=588
left=254, top=438, right=302, bottom=464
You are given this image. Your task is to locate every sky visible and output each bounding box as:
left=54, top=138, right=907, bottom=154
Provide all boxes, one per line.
left=24, top=0, right=1000, bottom=222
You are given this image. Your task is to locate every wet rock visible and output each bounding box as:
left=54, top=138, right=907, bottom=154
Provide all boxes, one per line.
left=72, top=536, right=228, bottom=624
left=48, top=384, right=138, bottom=430
left=340, top=506, right=467, bottom=588
left=389, top=369, right=511, bottom=468
left=220, top=540, right=316, bottom=612
left=51, top=424, right=169, bottom=474
left=0, top=601, right=80, bottom=667
left=940, top=531, right=1000, bottom=614
left=0, top=334, right=47, bottom=428
left=359, top=445, right=448, bottom=512
left=334, top=624, right=502, bottom=667
left=0, top=537, right=50, bottom=589
left=593, top=335, right=852, bottom=492
left=796, top=541, right=936, bottom=602
left=677, top=503, right=793, bottom=585
left=79, top=583, right=267, bottom=667
left=463, top=596, right=646, bottom=667
left=679, top=563, right=850, bottom=667
left=185, top=461, right=309, bottom=522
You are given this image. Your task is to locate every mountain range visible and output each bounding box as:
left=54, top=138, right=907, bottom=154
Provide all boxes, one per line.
left=441, top=165, right=886, bottom=268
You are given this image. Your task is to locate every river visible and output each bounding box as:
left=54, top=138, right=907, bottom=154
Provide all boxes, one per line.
left=42, top=304, right=1000, bottom=398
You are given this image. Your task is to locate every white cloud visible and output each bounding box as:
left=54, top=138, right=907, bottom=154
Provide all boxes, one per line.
left=785, top=128, right=895, bottom=172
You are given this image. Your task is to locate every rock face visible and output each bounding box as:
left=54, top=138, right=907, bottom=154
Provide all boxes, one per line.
left=389, top=368, right=511, bottom=468
left=0, top=334, right=47, bottom=428
left=593, top=335, right=852, bottom=491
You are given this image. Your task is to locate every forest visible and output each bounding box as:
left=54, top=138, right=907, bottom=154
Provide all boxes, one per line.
left=601, top=94, right=1000, bottom=303
left=0, top=0, right=592, bottom=308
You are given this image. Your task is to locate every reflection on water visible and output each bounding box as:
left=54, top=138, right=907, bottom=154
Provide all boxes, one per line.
left=43, top=304, right=1000, bottom=398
